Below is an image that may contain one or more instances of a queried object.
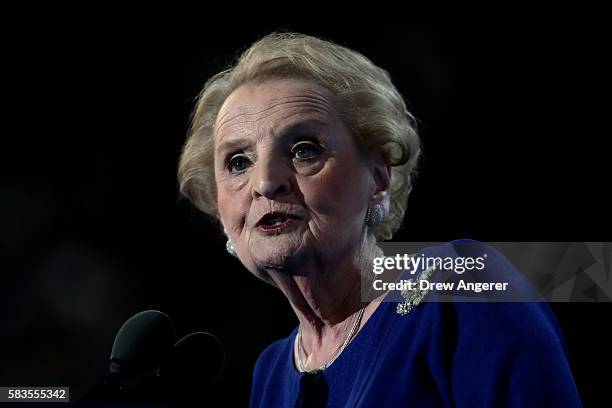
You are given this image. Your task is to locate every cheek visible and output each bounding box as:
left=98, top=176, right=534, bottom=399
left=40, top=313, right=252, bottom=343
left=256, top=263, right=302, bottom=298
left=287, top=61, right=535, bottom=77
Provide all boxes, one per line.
left=216, top=183, right=248, bottom=235
left=304, top=158, right=369, bottom=221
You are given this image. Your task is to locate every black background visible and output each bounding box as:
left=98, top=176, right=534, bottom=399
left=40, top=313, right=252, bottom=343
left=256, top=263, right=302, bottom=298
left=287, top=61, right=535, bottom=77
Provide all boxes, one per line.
left=1, top=8, right=609, bottom=406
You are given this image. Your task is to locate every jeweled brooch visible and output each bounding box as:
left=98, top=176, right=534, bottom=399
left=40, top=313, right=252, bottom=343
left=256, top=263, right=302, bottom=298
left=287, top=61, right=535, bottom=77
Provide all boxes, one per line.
left=396, top=265, right=436, bottom=315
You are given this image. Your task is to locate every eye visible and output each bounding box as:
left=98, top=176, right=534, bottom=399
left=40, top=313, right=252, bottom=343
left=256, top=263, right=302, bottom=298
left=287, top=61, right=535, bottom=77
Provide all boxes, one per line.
left=228, top=154, right=251, bottom=174
left=291, top=141, right=321, bottom=160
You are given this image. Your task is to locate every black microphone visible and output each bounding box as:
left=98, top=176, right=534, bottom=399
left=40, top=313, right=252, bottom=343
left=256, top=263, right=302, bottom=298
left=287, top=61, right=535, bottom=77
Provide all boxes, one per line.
left=109, top=310, right=176, bottom=380
left=81, top=310, right=176, bottom=404
left=80, top=310, right=224, bottom=405
left=160, top=331, right=225, bottom=402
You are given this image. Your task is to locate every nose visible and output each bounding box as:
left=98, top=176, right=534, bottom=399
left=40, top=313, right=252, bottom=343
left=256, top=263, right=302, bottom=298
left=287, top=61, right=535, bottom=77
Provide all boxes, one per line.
left=251, top=155, right=292, bottom=200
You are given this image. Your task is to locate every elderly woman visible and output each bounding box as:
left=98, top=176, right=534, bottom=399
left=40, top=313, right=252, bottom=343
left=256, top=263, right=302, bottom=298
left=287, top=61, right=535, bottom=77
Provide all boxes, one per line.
left=178, top=33, right=581, bottom=407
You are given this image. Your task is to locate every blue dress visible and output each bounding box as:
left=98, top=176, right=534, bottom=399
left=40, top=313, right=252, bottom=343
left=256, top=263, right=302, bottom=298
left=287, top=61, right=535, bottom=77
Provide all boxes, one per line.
left=249, top=242, right=583, bottom=407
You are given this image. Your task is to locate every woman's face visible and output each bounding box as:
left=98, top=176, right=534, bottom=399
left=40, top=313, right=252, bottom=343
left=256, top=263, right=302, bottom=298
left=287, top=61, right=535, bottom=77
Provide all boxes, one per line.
left=214, top=78, right=378, bottom=278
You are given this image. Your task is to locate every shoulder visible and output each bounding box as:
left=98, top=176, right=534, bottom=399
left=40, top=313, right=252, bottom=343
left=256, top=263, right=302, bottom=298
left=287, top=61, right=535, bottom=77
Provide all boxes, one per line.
left=253, top=330, right=295, bottom=374
left=430, top=239, right=567, bottom=349
left=394, top=297, right=567, bottom=357
left=445, top=301, right=581, bottom=406
left=450, top=301, right=567, bottom=353
left=251, top=328, right=297, bottom=389
left=250, top=329, right=298, bottom=407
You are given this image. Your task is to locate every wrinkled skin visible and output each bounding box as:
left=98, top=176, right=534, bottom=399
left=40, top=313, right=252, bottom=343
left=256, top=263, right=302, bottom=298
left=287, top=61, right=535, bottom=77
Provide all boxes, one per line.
left=214, top=78, right=390, bottom=369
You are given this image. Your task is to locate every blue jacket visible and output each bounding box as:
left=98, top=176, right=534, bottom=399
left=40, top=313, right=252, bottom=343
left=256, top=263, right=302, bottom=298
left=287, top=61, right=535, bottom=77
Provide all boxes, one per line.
left=250, top=242, right=582, bottom=407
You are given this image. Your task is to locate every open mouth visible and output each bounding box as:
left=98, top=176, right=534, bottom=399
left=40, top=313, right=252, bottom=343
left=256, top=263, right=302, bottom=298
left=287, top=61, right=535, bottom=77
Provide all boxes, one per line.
left=256, top=212, right=297, bottom=232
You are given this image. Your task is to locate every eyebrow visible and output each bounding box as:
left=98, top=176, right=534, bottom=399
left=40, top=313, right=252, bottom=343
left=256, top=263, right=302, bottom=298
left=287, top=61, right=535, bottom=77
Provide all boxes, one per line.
left=215, top=138, right=251, bottom=157
left=273, top=118, right=328, bottom=138
left=215, top=118, right=329, bottom=156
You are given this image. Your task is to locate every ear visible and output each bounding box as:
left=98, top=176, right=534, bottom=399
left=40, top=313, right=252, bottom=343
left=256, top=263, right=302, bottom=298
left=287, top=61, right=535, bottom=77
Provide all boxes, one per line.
left=370, top=156, right=391, bottom=217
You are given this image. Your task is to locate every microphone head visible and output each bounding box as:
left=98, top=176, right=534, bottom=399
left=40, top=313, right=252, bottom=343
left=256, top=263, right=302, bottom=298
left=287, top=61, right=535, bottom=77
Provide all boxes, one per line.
left=109, top=310, right=176, bottom=379
left=160, top=331, right=225, bottom=401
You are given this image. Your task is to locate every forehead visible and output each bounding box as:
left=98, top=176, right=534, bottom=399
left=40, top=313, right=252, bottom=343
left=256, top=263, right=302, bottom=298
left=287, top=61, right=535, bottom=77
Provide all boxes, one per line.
left=214, top=79, right=338, bottom=141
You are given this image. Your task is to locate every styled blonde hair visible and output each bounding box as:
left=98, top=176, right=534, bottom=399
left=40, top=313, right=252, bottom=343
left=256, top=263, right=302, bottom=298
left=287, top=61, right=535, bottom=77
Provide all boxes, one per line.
left=178, top=32, right=420, bottom=240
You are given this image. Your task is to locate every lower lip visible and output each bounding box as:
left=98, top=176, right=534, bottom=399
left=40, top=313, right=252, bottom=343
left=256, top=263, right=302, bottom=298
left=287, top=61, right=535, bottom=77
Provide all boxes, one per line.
left=257, top=218, right=296, bottom=234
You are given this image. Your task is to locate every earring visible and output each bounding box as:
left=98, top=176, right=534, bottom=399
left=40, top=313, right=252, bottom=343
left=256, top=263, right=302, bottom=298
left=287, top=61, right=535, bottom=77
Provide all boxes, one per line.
left=366, top=203, right=384, bottom=227
left=226, top=239, right=238, bottom=258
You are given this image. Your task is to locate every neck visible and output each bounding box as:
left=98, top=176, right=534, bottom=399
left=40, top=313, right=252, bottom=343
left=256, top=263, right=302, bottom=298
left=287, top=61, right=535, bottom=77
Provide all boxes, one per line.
left=267, top=234, right=385, bottom=370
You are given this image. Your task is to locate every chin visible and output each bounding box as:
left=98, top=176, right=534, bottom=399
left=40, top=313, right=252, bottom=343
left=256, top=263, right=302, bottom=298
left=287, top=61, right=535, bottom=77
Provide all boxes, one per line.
left=249, top=247, right=305, bottom=276
left=251, top=252, right=294, bottom=272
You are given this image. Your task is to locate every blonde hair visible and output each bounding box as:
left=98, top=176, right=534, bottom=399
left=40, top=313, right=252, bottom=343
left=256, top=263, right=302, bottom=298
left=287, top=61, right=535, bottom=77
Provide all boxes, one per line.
left=178, top=32, right=420, bottom=240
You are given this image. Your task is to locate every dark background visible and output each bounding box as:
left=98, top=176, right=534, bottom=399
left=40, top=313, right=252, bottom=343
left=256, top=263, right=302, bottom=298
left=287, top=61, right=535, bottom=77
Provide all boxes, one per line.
left=1, top=9, right=609, bottom=406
